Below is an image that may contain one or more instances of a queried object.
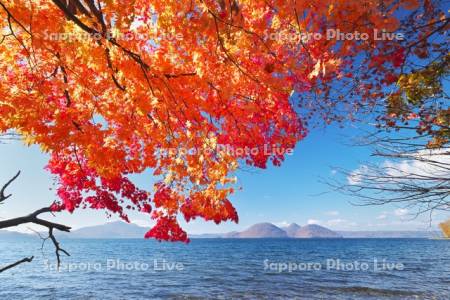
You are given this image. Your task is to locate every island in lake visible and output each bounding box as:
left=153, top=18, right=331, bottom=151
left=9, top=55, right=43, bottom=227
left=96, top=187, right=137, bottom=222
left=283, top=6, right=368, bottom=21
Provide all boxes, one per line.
left=0, top=221, right=442, bottom=239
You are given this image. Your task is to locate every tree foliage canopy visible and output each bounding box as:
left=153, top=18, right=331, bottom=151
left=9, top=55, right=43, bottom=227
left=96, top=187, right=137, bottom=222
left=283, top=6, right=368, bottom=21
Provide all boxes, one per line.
left=0, top=0, right=446, bottom=241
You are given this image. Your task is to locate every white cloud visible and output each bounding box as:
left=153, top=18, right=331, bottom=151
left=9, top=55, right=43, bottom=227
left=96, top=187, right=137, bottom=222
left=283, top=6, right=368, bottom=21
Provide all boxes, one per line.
left=325, top=219, right=357, bottom=228
left=376, top=213, right=388, bottom=220
left=383, top=149, right=449, bottom=178
left=307, top=219, right=322, bottom=225
left=130, top=219, right=154, bottom=228
left=306, top=218, right=358, bottom=229
left=273, top=221, right=291, bottom=227
left=394, top=208, right=409, bottom=217
left=347, top=165, right=369, bottom=185
left=324, top=210, right=339, bottom=216
left=368, top=218, right=442, bottom=230
left=349, top=149, right=449, bottom=185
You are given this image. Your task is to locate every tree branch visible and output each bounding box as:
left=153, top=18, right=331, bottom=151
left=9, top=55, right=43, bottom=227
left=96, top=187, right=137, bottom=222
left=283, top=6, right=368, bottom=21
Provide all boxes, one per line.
left=0, top=256, right=34, bottom=273
left=0, top=171, right=20, bottom=203
left=0, top=207, right=71, bottom=232
left=0, top=172, right=71, bottom=271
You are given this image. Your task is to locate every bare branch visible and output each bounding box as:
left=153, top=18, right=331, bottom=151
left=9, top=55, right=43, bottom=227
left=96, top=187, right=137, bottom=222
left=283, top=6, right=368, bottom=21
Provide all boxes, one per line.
left=0, top=256, right=34, bottom=273
left=0, top=132, right=21, bottom=143
left=48, top=227, right=70, bottom=268
left=0, top=171, right=20, bottom=203
left=0, top=173, right=71, bottom=271
left=329, top=129, right=450, bottom=216
left=0, top=207, right=71, bottom=232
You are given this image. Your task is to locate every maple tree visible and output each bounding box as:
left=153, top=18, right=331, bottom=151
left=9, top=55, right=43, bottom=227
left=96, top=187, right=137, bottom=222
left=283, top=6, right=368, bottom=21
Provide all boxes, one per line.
left=0, top=0, right=445, bottom=242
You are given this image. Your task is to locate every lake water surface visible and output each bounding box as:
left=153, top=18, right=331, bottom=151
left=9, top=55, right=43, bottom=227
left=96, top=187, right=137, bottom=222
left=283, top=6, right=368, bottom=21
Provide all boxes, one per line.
left=1, top=238, right=449, bottom=299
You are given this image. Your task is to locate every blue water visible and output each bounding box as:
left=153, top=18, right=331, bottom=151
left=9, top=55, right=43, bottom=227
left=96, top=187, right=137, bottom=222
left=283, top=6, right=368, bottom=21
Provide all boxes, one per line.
left=1, top=238, right=449, bottom=299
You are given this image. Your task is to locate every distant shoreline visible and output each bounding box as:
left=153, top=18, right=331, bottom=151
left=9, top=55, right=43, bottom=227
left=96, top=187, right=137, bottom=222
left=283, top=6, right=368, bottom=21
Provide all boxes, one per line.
left=1, top=220, right=442, bottom=240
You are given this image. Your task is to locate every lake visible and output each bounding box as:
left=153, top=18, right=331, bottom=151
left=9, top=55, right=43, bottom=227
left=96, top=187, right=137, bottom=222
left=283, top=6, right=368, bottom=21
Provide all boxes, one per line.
left=1, top=238, right=449, bottom=299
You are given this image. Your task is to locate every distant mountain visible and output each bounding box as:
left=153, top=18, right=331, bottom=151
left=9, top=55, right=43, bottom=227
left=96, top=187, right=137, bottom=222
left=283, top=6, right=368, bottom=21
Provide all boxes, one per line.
left=59, top=221, right=147, bottom=239
left=3, top=221, right=438, bottom=240
left=283, top=223, right=302, bottom=237
left=222, top=223, right=340, bottom=238
left=223, top=231, right=240, bottom=238
left=232, top=223, right=288, bottom=238
left=0, top=230, right=34, bottom=239
left=294, top=224, right=342, bottom=238
left=338, top=231, right=441, bottom=238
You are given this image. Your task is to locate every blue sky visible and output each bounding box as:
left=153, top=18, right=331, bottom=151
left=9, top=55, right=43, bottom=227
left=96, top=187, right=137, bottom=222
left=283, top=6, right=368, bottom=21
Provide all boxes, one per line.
left=0, top=122, right=447, bottom=234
